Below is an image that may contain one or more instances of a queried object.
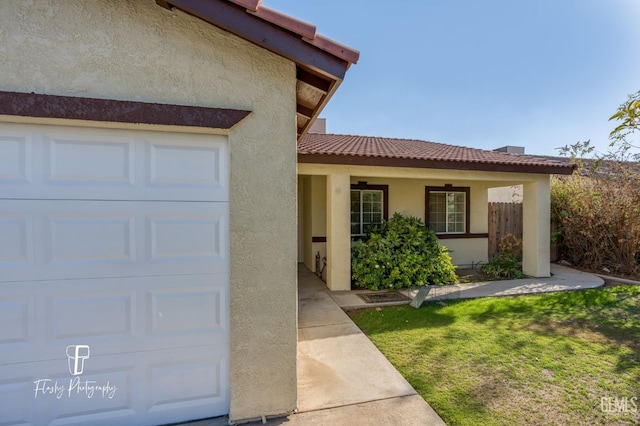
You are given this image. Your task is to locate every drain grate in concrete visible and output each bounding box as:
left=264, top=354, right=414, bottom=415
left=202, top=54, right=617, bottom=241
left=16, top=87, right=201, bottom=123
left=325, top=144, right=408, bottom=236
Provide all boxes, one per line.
left=357, top=292, right=409, bottom=303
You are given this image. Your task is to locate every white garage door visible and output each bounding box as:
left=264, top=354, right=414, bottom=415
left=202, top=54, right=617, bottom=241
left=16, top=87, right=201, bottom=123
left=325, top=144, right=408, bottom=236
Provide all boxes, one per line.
left=0, top=123, right=229, bottom=425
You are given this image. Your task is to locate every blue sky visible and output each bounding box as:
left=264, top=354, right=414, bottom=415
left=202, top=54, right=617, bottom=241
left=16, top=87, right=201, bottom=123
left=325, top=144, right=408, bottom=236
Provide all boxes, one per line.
left=268, top=0, right=640, bottom=155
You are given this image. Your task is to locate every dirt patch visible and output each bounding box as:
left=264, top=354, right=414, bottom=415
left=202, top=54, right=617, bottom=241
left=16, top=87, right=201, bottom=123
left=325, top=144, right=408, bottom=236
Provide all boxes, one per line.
left=456, top=268, right=501, bottom=283
left=603, top=278, right=638, bottom=288
left=560, top=263, right=640, bottom=283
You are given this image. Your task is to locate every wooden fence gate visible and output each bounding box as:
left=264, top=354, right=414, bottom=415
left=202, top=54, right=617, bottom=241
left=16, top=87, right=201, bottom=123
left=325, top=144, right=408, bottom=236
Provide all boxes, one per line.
left=488, top=202, right=523, bottom=260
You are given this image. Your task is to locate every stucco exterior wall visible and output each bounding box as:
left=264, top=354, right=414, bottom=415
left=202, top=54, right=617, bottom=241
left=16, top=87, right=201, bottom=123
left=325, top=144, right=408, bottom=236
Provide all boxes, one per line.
left=0, top=1, right=297, bottom=421
left=488, top=185, right=523, bottom=203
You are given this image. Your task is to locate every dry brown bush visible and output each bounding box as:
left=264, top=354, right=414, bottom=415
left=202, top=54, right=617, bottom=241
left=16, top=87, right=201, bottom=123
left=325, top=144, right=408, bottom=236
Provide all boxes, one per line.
left=551, top=159, right=640, bottom=275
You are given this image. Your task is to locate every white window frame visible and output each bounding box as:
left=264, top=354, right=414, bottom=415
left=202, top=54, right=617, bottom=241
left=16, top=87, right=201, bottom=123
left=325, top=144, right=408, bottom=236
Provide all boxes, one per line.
left=427, top=190, right=467, bottom=234
left=350, top=189, right=385, bottom=236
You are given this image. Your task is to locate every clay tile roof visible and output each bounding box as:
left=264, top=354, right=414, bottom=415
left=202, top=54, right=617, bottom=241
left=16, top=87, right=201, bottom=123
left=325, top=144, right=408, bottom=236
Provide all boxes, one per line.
left=298, top=133, right=576, bottom=175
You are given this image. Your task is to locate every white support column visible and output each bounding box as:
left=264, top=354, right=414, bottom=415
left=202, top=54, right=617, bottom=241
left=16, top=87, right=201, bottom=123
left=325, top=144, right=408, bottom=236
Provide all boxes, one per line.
left=326, top=173, right=351, bottom=291
left=522, top=177, right=551, bottom=277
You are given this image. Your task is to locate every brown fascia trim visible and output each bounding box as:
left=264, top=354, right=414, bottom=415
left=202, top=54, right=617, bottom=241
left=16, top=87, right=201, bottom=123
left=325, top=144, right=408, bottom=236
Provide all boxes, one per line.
left=436, top=233, right=489, bottom=240
left=0, top=91, right=250, bottom=129
left=159, top=0, right=350, bottom=80
left=298, top=153, right=576, bottom=175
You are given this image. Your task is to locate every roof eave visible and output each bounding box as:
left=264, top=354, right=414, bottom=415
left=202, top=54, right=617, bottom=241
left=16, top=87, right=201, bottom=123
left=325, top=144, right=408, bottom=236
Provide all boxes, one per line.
left=297, top=153, right=577, bottom=175
left=157, top=0, right=358, bottom=141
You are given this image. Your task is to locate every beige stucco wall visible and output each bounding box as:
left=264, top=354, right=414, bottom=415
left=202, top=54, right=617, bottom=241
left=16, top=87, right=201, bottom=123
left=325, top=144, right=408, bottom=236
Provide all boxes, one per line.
left=299, top=175, right=328, bottom=273
left=488, top=185, right=523, bottom=203
left=0, top=0, right=297, bottom=421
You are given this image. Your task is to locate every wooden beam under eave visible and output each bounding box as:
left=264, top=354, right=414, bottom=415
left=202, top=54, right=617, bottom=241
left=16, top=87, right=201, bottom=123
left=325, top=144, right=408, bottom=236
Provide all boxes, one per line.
left=296, top=103, right=314, bottom=119
left=296, top=67, right=331, bottom=94
left=156, top=0, right=172, bottom=10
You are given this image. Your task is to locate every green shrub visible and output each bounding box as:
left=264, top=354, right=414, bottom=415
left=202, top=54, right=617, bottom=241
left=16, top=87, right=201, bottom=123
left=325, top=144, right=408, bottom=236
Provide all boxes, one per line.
left=480, top=233, right=524, bottom=279
left=481, top=252, right=524, bottom=279
left=351, top=213, right=458, bottom=290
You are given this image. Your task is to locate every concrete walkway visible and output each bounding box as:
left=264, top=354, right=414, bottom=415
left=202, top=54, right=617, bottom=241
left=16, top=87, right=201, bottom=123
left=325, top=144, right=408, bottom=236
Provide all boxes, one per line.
left=277, top=266, right=445, bottom=425
left=329, top=264, right=604, bottom=309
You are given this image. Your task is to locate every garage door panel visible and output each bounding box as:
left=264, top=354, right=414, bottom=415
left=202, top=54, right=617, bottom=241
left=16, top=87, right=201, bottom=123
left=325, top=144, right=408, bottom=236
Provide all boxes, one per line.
left=147, top=213, right=225, bottom=264
left=0, top=201, right=228, bottom=283
left=0, top=213, right=34, bottom=268
left=149, top=287, right=224, bottom=336
left=0, top=131, right=32, bottom=185
left=146, top=137, right=225, bottom=189
left=0, top=376, right=36, bottom=426
left=0, top=297, right=33, bottom=345
left=45, top=214, right=136, bottom=266
left=51, top=292, right=135, bottom=341
left=46, top=133, right=135, bottom=187
left=0, top=123, right=228, bottom=202
left=1, top=274, right=229, bottom=364
left=48, top=368, right=135, bottom=425
left=147, top=352, right=227, bottom=414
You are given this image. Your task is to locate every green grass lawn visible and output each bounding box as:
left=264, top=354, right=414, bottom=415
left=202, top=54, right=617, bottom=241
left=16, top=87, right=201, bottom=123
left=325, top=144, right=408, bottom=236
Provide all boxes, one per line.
left=349, top=285, right=640, bottom=426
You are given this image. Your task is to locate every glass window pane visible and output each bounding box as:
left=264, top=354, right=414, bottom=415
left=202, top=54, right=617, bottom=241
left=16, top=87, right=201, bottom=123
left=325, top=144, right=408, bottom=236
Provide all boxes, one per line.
left=350, top=189, right=384, bottom=235
left=429, top=190, right=467, bottom=234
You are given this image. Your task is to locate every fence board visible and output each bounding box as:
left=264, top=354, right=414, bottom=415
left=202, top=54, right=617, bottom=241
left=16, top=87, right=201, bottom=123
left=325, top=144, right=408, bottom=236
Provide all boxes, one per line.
left=488, top=202, right=523, bottom=260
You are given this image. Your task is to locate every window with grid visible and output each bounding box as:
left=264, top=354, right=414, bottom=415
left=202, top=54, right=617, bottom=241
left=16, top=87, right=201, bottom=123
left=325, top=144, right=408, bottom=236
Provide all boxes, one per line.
left=428, top=191, right=466, bottom=234
left=350, top=189, right=384, bottom=235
